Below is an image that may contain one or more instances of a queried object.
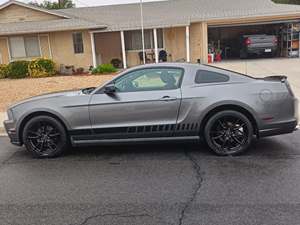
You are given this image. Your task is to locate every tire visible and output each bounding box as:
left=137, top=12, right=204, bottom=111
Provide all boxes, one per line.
left=22, top=115, right=68, bottom=158
left=204, top=110, right=253, bottom=156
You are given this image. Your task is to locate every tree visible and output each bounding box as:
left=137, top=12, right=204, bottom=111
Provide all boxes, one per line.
left=272, top=0, right=300, bottom=4
left=29, top=0, right=75, bottom=10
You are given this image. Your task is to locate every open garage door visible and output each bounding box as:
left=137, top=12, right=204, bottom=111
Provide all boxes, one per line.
left=208, top=21, right=300, bottom=61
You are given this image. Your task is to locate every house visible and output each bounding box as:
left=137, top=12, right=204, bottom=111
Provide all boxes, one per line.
left=1, top=0, right=300, bottom=71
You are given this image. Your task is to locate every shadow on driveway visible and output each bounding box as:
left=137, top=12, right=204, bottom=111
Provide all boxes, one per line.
left=8, top=130, right=300, bottom=162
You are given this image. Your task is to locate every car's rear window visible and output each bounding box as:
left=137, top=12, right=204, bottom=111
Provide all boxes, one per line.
left=195, top=70, right=229, bottom=84
left=204, top=65, right=255, bottom=79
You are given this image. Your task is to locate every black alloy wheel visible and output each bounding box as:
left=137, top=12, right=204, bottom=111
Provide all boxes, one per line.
left=204, top=110, right=253, bottom=156
left=23, top=116, right=68, bottom=158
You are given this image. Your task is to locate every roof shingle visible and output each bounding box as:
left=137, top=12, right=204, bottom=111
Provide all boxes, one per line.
left=57, top=0, right=300, bottom=31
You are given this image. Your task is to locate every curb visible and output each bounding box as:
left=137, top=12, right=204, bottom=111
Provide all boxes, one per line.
left=0, top=111, right=5, bottom=136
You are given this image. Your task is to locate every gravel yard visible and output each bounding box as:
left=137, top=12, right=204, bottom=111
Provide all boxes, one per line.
left=0, top=74, right=116, bottom=111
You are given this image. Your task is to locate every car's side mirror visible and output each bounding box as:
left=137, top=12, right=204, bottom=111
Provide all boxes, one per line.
left=104, top=83, right=116, bottom=94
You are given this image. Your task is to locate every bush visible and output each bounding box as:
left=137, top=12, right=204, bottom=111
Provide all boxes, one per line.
left=28, top=58, right=56, bottom=78
left=8, top=60, right=30, bottom=79
left=0, top=64, right=9, bottom=79
left=92, top=64, right=117, bottom=74
left=110, top=58, right=122, bottom=68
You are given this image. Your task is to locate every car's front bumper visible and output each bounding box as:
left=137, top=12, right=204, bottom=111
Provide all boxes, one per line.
left=3, top=120, right=22, bottom=146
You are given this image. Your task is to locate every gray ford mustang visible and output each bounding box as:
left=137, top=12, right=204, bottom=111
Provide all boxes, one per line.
left=4, top=63, right=298, bottom=158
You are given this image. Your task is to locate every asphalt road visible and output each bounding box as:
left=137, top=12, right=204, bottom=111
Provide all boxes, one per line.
left=0, top=132, right=300, bottom=225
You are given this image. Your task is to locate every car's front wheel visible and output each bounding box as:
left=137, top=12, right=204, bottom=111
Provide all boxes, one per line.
left=23, top=115, right=68, bottom=158
left=204, top=110, right=253, bottom=156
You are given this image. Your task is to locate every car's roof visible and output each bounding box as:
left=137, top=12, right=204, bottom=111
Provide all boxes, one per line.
left=123, top=63, right=252, bottom=80
left=127, top=62, right=245, bottom=74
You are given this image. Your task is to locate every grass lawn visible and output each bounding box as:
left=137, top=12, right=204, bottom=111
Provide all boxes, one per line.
left=0, top=74, right=116, bottom=112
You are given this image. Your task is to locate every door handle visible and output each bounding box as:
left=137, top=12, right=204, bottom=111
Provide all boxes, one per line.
left=160, top=96, right=177, bottom=102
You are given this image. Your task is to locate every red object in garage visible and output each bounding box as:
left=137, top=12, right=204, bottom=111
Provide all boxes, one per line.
left=208, top=54, right=213, bottom=63
left=215, top=53, right=222, bottom=62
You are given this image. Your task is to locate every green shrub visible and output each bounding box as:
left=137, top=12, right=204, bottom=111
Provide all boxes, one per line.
left=92, top=64, right=117, bottom=74
left=28, top=58, right=56, bottom=78
left=8, top=60, right=30, bottom=79
left=0, top=64, right=9, bottom=79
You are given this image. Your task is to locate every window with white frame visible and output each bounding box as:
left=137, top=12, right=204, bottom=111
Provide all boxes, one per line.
left=73, top=32, right=84, bottom=54
left=9, top=36, right=40, bottom=59
left=124, top=29, right=164, bottom=51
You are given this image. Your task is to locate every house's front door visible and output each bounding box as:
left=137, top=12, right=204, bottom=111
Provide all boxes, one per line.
left=89, top=67, right=184, bottom=139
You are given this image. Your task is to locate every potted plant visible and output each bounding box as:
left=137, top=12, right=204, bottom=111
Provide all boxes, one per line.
left=110, top=58, right=122, bottom=68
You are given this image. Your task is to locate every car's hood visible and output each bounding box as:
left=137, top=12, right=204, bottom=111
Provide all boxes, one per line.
left=9, top=89, right=88, bottom=109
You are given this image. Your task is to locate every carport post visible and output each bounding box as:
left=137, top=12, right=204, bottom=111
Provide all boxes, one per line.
left=120, top=31, right=127, bottom=69
left=90, top=32, right=97, bottom=68
left=153, top=28, right=159, bottom=63
left=186, top=25, right=190, bottom=62
left=299, top=38, right=300, bottom=58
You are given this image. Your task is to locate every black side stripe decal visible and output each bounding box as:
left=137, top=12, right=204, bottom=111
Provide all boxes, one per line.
left=69, top=123, right=200, bottom=136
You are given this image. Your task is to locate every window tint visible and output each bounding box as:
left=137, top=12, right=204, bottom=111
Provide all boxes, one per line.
left=73, top=32, right=84, bottom=54
left=195, top=70, right=229, bottom=84
left=114, top=68, right=183, bottom=93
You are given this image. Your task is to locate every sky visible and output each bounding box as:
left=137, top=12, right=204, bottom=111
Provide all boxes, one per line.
left=0, top=0, right=166, bottom=7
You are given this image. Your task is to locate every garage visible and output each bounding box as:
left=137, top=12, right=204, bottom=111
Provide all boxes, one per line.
left=208, top=22, right=300, bottom=61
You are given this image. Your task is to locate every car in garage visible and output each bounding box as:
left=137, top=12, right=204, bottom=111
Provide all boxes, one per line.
left=240, top=34, right=279, bottom=58
left=3, top=63, right=299, bottom=158
left=208, top=23, right=292, bottom=61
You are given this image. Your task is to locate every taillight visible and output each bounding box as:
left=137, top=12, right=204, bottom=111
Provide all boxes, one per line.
left=245, top=38, right=251, bottom=46
left=273, top=37, right=278, bottom=44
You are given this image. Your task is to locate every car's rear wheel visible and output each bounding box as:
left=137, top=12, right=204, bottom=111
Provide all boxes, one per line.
left=23, top=116, right=68, bottom=158
left=204, top=110, right=253, bottom=156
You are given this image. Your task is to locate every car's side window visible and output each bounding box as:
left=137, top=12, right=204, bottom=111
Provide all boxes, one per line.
left=114, top=68, right=183, bottom=93
left=195, top=70, right=229, bottom=84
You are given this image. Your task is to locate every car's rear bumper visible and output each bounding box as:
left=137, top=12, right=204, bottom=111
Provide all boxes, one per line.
left=3, top=120, right=22, bottom=146
left=247, top=47, right=277, bottom=55
left=259, top=119, right=298, bottom=138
